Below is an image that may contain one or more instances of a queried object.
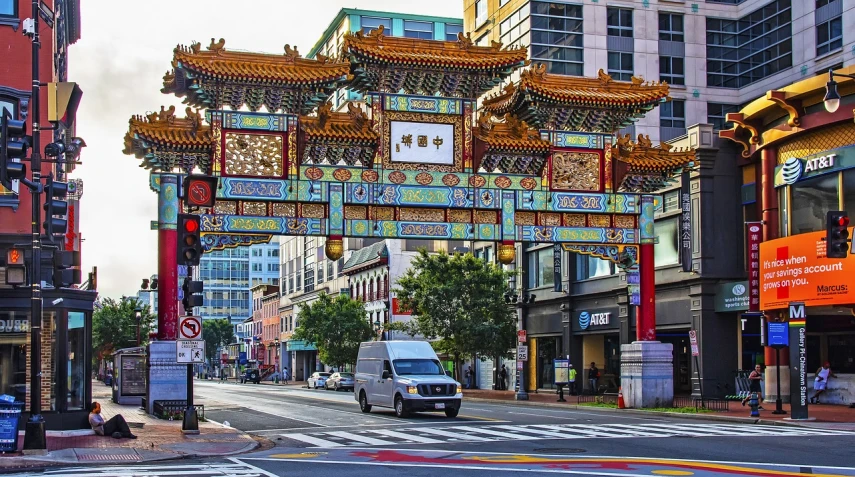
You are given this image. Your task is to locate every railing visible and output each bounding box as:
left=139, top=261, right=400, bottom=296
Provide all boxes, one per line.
left=577, top=394, right=618, bottom=405
left=153, top=400, right=205, bottom=420
left=673, top=396, right=730, bottom=412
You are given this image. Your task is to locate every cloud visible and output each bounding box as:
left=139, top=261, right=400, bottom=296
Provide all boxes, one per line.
left=67, top=0, right=461, bottom=300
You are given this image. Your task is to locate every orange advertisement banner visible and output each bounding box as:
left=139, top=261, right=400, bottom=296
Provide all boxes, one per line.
left=759, top=229, right=855, bottom=310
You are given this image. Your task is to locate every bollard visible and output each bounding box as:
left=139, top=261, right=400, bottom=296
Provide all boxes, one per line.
left=749, top=392, right=760, bottom=417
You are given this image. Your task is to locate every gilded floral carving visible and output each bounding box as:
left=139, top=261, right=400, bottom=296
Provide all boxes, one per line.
left=588, top=214, right=611, bottom=227
left=300, top=204, right=326, bottom=218
left=345, top=206, right=367, bottom=220
left=515, top=212, right=536, bottom=225
left=400, top=207, right=444, bottom=222
left=214, top=201, right=237, bottom=215
left=224, top=132, right=284, bottom=177
left=551, top=151, right=600, bottom=191
left=474, top=210, right=497, bottom=224
left=448, top=210, right=471, bottom=223
left=563, top=214, right=586, bottom=227
left=614, top=215, right=636, bottom=229
left=539, top=213, right=561, bottom=226
left=242, top=201, right=268, bottom=216
left=273, top=203, right=296, bottom=217
left=371, top=207, right=395, bottom=221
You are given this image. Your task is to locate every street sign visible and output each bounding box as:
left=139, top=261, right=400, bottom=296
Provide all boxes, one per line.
left=688, top=330, right=699, bottom=357
left=179, top=316, right=202, bottom=340
left=177, top=340, right=205, bottom=363
left=517, top=345, right=528, bottom=361
left=768, top=321, right=789, bottom=348
left=517, top=330, right=526, bottom=343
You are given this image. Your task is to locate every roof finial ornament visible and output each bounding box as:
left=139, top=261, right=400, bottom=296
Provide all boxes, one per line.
left=630, top=75, right=644, bottom=86
left=367, top=24, right=386, bottom=39
left=189, top=42, right=201, bottom=54
left=207, top=38, right=225, bottom=53
left=597, top=69, right=613, bottom=86
left=317, top=102, right=332, bottom=129
left=284, top=44, right=301, bottom=61
left=637, top=134, right=652, bottom=148
left=658, top=141, right=673, bottom=152
left=346, top=102, right=368, bottom=129
left=457, top=31, right=473, bottom=50
left=157, top=105, right=176, bottom=123
left=491, top=40, right=503, bottom=51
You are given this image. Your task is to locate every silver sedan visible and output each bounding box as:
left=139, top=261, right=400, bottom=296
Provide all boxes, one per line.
left=325, top=372, right=355, bottom=391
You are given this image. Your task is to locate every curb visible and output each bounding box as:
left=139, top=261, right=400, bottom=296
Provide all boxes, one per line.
left=461, top=396, right=823, bottom=428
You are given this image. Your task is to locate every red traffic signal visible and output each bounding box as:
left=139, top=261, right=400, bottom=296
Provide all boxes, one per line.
left=836, top=215, right=850, bottom=228
left=826, top=211, right=851, bottom=259
left=177, top=214, right=203, bottom=266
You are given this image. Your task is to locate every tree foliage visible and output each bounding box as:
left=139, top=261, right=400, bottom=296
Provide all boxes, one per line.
left=293, top=293, right=374, bottom=368
left=202, top=318, right=236, bottom=365
left=393, top=250, right=517, bottom=377
left=92, top=297, right=155, bottom=361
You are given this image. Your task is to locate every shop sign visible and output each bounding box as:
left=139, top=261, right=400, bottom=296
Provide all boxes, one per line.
left=680, top=170, right=692, bottom=273
left=714, top=280, right=749, bottom=312
left=746, top=222, right=762, bottom=312
left=391, top=298, right=412, bottom=316
left=759, top=229, right=855, bottom=309
left=774, top=145, right=855, bottom=188
left=788, top=303, right=808, bottom=419
left=553, top=244, right=562, bottom=292
left=627, top=269, right=640, bottom=306
left=578, top=311, right=610, bottom=330
left=0, top=319, right=29, bottom=333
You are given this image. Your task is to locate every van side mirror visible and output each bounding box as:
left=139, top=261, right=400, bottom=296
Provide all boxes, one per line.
left=445, top=370, right=452, bottom=377
left=382, top=370, right=390, bottom=380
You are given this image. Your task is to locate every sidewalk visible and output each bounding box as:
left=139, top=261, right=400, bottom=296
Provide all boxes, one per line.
left=0, top=383, right=261, bottom=473
left=462, top=388, right=855, bottom=429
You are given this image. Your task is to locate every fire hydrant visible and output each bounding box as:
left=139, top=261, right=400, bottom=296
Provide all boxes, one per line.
left=748, top=392, right=760, bottom=417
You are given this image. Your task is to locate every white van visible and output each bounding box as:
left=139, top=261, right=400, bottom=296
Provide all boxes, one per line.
left=354, top=341, right=462, bottom=418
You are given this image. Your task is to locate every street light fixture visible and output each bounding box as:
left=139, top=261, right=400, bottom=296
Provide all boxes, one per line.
left=823, top=69, right=855, bottom=113
left=134, top=304, right=143, bottom=346
left=374, top=318, right=382, bottom=341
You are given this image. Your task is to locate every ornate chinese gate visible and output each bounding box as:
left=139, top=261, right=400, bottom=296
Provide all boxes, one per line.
left=124, top=31, right=694, bottom=346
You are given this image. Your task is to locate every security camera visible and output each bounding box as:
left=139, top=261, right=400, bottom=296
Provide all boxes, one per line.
left=52, top=298, right=63, bottom=305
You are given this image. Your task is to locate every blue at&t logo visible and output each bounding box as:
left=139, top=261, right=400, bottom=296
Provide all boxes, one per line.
left=579, top=312, right=591, bottom=330
left=781, top=157, right=803, bottom=185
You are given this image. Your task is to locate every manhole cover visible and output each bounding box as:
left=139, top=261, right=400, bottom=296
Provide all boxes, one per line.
left=532, top=448, right=587, bottom=454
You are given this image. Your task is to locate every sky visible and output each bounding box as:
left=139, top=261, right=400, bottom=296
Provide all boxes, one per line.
left=69, top=0, right=463, bottom=300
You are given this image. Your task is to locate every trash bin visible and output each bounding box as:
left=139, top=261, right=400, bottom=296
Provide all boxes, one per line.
left=0, top=401, right=25, bottom=453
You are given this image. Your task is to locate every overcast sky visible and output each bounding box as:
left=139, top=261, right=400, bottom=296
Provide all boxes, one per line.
left=69, top=0, right=462, bottom=300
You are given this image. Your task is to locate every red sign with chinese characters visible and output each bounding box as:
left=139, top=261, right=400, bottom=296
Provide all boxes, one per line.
left=391, top=298, right=412, bottom=315
left=746, top=222, right=762, bottom=312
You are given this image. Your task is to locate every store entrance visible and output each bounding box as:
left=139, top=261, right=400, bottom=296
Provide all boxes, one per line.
left=659, top=333, right=691, bottom=394
left=536, top=336, right=561, bottom=390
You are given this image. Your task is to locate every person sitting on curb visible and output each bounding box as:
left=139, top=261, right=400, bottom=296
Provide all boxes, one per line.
left=89, top=402, right=137, bottom=439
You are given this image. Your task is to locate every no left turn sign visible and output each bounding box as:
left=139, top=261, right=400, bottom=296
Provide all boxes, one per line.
left=180, top=316, right=202, bottom=340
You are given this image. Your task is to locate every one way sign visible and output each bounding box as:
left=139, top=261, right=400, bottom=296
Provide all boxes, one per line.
left=177, top=340, right=206, bottom=363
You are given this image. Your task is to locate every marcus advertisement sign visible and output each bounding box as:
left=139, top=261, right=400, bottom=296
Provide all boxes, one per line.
left=774, top=145, right=855, bottom=188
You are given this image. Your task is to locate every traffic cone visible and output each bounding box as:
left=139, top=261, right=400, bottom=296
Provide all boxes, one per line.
left=618, top=386, right=626, bottom=409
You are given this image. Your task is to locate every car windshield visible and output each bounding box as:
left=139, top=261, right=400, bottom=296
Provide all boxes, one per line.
left=393, top=359, right=445, bottom=376
left=318, top=373, right=331, bottom=377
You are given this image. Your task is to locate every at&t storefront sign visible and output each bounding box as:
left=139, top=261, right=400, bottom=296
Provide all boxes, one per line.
left=579, top=311, right=611, bottom=330
left=774, top=146, right=855, bottom=188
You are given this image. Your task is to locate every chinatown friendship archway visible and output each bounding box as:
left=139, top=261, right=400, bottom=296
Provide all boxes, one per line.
left=123, top=32, right=695, bottom=372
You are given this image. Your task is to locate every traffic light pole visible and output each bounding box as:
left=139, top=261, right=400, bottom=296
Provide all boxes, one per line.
left=182, top=266, right=199, bottom=435
left=23, top=0, right=46, bottom=452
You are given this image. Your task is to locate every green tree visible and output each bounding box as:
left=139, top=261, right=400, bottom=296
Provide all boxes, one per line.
left=92, top=297, right=155, bottom=363
left=202, top=318, right=236, bottom=365
left=393, top=250, right=517, bottom=380
left=293, top=293, right=373, bottom=368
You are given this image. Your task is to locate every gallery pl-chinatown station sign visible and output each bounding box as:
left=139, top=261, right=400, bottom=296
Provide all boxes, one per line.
left=759, top=230, right=855, bottom=309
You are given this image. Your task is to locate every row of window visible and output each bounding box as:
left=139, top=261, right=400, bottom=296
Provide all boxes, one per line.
left=350, top=275, right=390, bottom=303
left=360, top=16, right=463, bottom=41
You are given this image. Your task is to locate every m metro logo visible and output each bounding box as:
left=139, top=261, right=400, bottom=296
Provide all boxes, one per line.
left=759, top=231, right=855, bottom=309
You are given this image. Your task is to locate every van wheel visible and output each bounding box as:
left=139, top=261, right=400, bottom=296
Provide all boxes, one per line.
left=445, top=408, right=459, bottom=418
left=359, top=391, right=372, bottom=413
left=394, top=395, right=408, bottom=418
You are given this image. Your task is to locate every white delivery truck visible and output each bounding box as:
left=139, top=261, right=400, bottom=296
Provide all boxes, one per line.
left=354, top=341, right=462, bottom=418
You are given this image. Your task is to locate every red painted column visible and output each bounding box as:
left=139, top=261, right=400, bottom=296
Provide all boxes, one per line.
left=637, top=195, right=657, bottom=341
left=760, top=148, right=788, bottom=368
left=157, top=174, right=180, bottom=340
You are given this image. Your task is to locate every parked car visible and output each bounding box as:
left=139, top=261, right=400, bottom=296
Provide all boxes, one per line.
left=241, top=369, right=261, bottom=384
left=325, top=372, right=355, bottom=391
left=354, top=340, right=462, bottom=418
left=307, top=372, right=331, bottom=389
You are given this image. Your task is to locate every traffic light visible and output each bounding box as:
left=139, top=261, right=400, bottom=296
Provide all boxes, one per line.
left=43, top=174, right=69, bottom=240
left=5, top=248, right=26, bottom=286
left=177, top=214, right=203, bottom=266
left=1, top=109, right=28, bottom=190
left=826, top=211, right=850, bottom=258
left=181, top=276, right=203, bottom=313
left=53, top=250, right=81, bottom=288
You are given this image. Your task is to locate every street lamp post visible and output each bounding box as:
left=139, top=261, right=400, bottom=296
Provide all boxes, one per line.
left=823, top=69, right=855, bottom=113
left=373, top=318, right=381, bottom=341
left=134, top=305, right=143, bottom=347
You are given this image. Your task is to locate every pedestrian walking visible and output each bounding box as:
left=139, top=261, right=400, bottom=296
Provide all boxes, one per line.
left=568, top=364, right=577, bottom=396
left=741, top=364, right=765, bottom=409
left=811, top=362, right=836, bottom=404
left=464, top=366, right=473, bottom=389
left=283, top=367, right=290, bottom=384
left=588, top=362, right=600, bottom=395
left=499, top=364, right=508, bottom=390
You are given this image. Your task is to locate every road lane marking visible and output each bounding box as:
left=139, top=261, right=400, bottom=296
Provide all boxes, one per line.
left=367, top=429, right=444, bottom=444
left=408, top=427, right=492, bottom=441
left=461, top=426, right=540, bottom=440
left=325, top=430, right=396, bottom=446
left=281, top=433, right=345, bottom=447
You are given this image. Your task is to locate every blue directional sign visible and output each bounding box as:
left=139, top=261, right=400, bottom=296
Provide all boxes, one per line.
left=768, top=322, right=789, bottom=348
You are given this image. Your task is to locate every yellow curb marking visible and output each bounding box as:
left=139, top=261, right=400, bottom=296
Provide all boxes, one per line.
left=270, top=452, right=327, bottom=459
left=652, top=471, right=694, bottom=476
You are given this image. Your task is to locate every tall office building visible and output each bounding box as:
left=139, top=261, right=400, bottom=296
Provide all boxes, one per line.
left=197, top=241, right=280, bottom=325
left=464, top=0, right=849, bottom=142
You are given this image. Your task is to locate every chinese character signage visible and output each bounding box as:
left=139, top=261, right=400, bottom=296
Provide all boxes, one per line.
left=746, top=222, right=762, bottom=312
left=390, top=121, right=453, bottom=165
left=680, top=171, right=692, bottom=273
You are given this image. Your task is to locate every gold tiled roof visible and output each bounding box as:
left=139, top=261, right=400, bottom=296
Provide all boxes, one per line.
left=610, top=134, right=695, bottom=172
left=299, top=102, right=377, bottom=143
left=123, top=106, right=213, bottom=173
left=474, top=113, right=550, bottom=152
left=482, top=66, right=670, bottom=131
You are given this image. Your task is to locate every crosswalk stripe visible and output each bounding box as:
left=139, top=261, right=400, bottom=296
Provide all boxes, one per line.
left=461, top=426, right=540, bottom=440
left=367, top=429, right=444, bottom=444
left=605, top=424, right=678, bottom=437
left=410, top=426, right=493, bottom=441
left=492, top=425, right=577, bottom=439
left=618, top=423, right=721, bottom=437
left=531, top=424, right=623, bottom=439
left=282, top=432, right=345, bottom=447
left=325, top=430, right=396, bottom=446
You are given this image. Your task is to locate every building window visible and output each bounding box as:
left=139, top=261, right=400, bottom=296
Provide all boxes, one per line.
left=445, top=23, right=463, bottom=41
left=361, top=16, right=391, bottom=34
left=476, top=0, right=487, bottom=25
left=659, top=100, right=685, bottom=129
left=658, top=13, right=684, bottom=42
left=499, top=4, right=530, bottom=49
left=607, top=8, right=633, bottom=38
left=530, top=1, right=584, bottom=76
left=654, top=218, right=680, bottom=267
left=526, top=247, right=554, bottom=289
left=816, top=16, right=842, bottom=56
left=791, top=174, right=839, bottom=234
left=707, top=103, right=739, bottom=130
left=608, top=52, right=633, bottom=81
left=576, top=254, right=615, bottom=280
left=404, top=20, right=433, bottom=40
left=0, top=0, right=15, bottom=16
left=659, top=56, right=684, bottom=85
left=706, top=0, right=792, bottom=89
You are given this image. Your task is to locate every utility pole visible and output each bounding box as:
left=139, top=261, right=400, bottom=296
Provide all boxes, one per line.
left=23, top=0, right=46, bottom=451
